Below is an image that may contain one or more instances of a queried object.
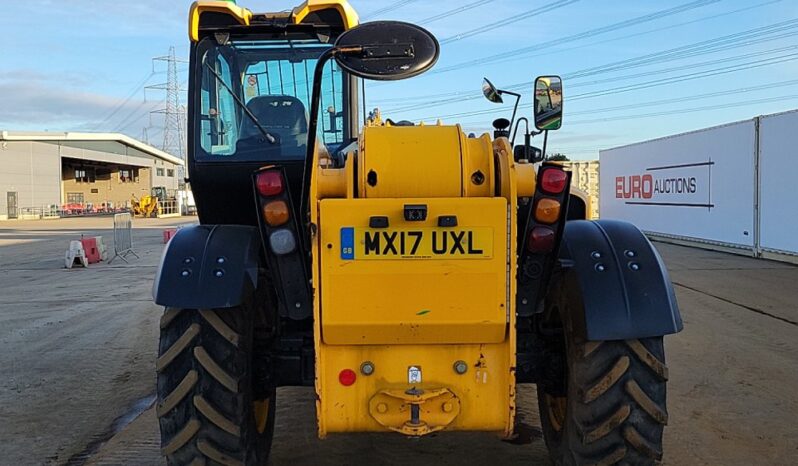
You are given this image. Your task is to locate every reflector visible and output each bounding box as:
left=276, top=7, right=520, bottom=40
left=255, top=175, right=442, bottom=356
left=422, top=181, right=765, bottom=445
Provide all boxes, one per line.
left=339, top=369, right=357, bottom=386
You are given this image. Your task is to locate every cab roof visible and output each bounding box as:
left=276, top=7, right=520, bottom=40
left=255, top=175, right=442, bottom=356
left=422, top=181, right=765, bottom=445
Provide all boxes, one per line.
left=188, top=0, right=359, bottom=42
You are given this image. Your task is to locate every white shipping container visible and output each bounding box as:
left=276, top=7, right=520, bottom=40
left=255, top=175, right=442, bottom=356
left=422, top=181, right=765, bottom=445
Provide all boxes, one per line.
left=758, top=109, right=798, bottom=255
left=600, top=120, right=757, bottom=249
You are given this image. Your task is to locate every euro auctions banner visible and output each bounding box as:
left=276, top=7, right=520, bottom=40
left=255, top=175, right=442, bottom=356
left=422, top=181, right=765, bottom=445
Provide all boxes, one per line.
left=600, top=120, right=756, bottom=248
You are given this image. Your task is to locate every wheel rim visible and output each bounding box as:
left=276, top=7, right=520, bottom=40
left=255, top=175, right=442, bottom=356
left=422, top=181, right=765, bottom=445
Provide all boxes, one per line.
left=253, top=399, right=270, bottom=434
left=544, top=393, right=567, bottom=433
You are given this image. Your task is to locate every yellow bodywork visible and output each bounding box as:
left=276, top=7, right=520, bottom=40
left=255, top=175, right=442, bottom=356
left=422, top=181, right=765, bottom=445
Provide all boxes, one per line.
left=131, top=194, right=159, bottom=218
left=187, top=0, right=587, bottom=440
left=310, top=125, right=522, bottom=437
left=189, top=0, right=359, bottom=41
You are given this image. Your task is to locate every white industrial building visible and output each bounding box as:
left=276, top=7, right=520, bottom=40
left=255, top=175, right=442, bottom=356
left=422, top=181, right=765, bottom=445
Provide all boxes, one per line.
left=561, top=160, right=600, bottom=219
left=0, top=132, right=183, bottom=220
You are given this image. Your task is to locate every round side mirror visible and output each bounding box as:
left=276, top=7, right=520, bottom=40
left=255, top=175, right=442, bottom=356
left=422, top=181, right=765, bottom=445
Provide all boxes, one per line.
left=482, top=78, right=503, bottom=104
left=333, top=21, right=439, bottom=81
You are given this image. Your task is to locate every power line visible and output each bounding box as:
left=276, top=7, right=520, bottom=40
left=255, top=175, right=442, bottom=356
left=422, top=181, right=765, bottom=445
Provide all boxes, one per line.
left=111, top=100, right=151, bottom=132
left=430, top=0, right=722, bottom=74
left=564, top=44, right=798, bottom=90
left=371, top=0, right=782, bottom=103
left=570, top=52, right=798, bottom=100
left=439, top=0, right=579, bottom=45
left=383, top=19, right=798, bottom=113
left=568, top=93, right=798, bottom=125
left=93, top=71, right=154, bottom=130
left=361, top=0, right=421, bottom=20
left=114, top=98, right=167, bottom=133
left=569, top=79, right=798, bottom=116
left=563, top=19, right=798, bottom=81
left=417, top=0, right=494, bottom=25
left=399, top=19, right=798, bottom=110
left=409, top=52, right=798, bottom=122
left=464, top=0, right=786, bottom=75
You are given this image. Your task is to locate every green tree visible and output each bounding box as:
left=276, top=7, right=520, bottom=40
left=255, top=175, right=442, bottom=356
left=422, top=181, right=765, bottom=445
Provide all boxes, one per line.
left=547, top=153, right=570, bottom=161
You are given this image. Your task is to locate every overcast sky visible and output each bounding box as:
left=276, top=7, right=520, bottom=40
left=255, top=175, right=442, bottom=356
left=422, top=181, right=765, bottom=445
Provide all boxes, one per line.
left=1, top=0, right=797, bottom=159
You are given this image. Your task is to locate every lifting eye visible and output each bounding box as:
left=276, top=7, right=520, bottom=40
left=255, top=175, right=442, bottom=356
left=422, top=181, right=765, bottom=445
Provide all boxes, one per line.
left=367, top=170, right=378, bottom=187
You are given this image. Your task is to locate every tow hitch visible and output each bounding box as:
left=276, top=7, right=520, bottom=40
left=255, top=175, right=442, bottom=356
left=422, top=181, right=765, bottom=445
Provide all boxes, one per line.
left=369, top=388, right=461, bottom=436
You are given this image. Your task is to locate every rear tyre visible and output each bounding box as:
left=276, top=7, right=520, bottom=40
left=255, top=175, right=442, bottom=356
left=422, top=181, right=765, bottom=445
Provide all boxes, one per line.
left=156, top=302, right=275, bottom=466
left=538, top=277, right=669, bottom=465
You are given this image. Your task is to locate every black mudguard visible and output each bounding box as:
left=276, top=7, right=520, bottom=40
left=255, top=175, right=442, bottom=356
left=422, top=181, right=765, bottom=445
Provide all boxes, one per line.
left=558, top=219, right=683, bottom=341
left=153, top=225, right=260, bottom=309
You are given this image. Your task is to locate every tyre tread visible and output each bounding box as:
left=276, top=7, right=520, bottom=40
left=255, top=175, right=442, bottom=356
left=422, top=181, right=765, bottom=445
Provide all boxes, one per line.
left=162, top=418, right=200, bottom=455
left=156, top=323, right=199, bottom=372
left=157, top=370, right=198, bottom=418
left=200, top=309, right=241, bottom=346
left=193, top=345, right=240, bottom=393
left=194, top=394, right=241, bottom=437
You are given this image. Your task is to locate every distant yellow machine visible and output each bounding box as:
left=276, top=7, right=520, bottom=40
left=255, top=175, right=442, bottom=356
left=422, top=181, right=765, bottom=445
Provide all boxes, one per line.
left=131, top=187, right=168, bottom=217
left=131, top=193, right=158, bottom=218
left=151, top=2, right=682, bottom=465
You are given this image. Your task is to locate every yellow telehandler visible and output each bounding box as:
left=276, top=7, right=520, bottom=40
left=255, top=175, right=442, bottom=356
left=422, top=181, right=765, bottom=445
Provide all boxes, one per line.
left=152, top=2, right=682, bottom=464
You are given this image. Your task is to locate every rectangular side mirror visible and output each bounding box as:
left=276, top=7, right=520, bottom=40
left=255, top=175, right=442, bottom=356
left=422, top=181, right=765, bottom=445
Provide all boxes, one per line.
left=533, top=75, right=563, bottom=131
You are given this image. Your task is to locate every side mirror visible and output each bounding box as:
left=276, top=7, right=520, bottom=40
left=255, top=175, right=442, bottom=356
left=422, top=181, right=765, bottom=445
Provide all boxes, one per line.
left=513, top=145, right=544, bottom=163
left=533, top=75, right=563, bottom=131
left=326, top=106, right=338, bottom=134
left=333, top=21, right=440, bottom=81
left=482, top=78, right=503, bottom=103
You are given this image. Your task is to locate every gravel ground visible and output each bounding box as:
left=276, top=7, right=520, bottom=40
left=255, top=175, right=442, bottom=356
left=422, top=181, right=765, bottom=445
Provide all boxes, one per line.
left=1, top=217, right=797, bottom=465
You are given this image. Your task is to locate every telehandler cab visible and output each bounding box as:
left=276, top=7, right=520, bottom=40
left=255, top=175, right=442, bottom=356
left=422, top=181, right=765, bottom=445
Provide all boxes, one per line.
left=153, top=2, right=682, bottom=465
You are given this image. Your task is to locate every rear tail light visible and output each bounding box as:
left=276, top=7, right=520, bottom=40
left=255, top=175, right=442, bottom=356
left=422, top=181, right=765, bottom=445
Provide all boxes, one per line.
left=540, top=168, right=568, bottom=194
left=269, top=229, right=296, bottom=255
left=534, top=198, right=561, bottom=224
left=527, top=226, right=556, bottom=253
left=263, top=200, right=289, bottom=226
left=518, top=165, right=571, bottom=315
left=256, top=171, right=284, bottom=197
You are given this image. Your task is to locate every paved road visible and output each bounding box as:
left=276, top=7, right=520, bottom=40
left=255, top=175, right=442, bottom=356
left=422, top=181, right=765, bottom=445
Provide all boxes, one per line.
left=1, top=217, right=797, bottom=465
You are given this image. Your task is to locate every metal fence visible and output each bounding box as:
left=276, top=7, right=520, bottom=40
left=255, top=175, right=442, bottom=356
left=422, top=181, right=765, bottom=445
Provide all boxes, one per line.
left=158, top=199, right=179, bottom=216
left=17, top=205, right=61, bottom=219
left=108, top=213, right=139, bottom=264
left=4, top=199, right=187, bottom=220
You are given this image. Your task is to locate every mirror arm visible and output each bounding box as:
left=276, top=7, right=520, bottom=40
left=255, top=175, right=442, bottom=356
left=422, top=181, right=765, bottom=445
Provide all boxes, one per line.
left=510, top=117, right=529, bottom=148
left=542, top=130, right=549, bottom=161
left=301, top=47, right=338, bottom=228
left=499, top=89, right=522, bottom=143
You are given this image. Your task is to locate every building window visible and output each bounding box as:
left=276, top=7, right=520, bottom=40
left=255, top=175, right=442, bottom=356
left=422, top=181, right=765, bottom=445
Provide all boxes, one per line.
left=119, top=168, right=138, bottom=183
left=66, top=193, right=84, bottom=204
left=75, top=168, right=95, bottom=183
left=167, top=169, right=175, bottom=177
left=156, top=168, right=165, bottom=176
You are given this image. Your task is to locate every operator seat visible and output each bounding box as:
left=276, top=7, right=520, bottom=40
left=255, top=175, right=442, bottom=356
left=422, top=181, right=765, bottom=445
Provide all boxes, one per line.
left=239, top=95, right=309, bottom=149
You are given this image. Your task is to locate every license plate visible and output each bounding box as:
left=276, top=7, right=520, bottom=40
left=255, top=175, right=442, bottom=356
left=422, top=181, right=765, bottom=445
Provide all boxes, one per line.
left=340, top=227, right=493, bottom=260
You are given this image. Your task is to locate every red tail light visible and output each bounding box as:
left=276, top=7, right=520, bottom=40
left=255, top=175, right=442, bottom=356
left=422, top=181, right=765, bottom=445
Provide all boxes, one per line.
left=528, top=226, right=556, bottom=253
left=256, top=171, right=283, bottom=197
left=540, top=168, right=568, bottom=194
